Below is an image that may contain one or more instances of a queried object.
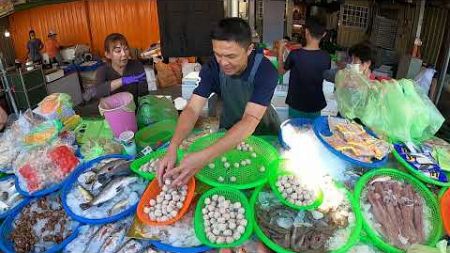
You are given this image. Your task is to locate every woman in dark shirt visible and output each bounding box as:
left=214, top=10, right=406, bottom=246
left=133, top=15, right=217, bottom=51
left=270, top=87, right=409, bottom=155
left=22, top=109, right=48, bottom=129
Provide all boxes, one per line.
left=94, top=33, right=148, bottom=104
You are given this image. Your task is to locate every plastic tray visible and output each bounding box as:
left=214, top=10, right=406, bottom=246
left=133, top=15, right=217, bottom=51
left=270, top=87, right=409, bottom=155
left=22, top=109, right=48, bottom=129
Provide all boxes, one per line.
left=188, top=133, right=280, bottom=189
left=74, top=119, right=113, bottom=144
left=440, top=187, right=450, bottom=236
left=130, top=149, right=183, bottom=180
left=354, top=168, right=443, bottom=253
left=392, top=143, right=450, bottom=187
left=151, top=241, right=211, bottom=253
left=250, top=184, right=362, bottom=253
left=0, top=175, right=29, bottom=219
left=61, top=154, right=139, bottom=225
left=313, top=116, right=388, bottom=168
left=279, top=117, right=314, bottom=149
left=194, top=187, right=253, bottom=248
left=137, top=177, right=195, bottom=226
left=135, top=119, right=177, bottom=151
left=268, top=159, right=323, bottom=211
left=0, top=193, right=80, bottom=253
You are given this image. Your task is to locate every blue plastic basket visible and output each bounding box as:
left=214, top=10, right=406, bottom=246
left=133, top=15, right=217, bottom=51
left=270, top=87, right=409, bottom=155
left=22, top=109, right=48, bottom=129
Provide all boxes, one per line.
left=0, top=193, right=81, bottom=253
left=61, top=154, right=142, bottom=225
left=313, top=116, right=388, bottom=168
left=0, top=175, right=29, bottom=219
left=151, top=241, right=211, bottom=253
left=279, top=117, right=314, bottom=149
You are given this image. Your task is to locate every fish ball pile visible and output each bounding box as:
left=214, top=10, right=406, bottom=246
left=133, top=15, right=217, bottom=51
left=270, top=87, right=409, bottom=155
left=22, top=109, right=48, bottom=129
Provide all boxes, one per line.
left=202, top=195, right=247, bottom=244
left=143, top=179, right=187, bottom=222
left=140, top=158, right=161, bottom=173
left=276, top=175, right=315, bottom=206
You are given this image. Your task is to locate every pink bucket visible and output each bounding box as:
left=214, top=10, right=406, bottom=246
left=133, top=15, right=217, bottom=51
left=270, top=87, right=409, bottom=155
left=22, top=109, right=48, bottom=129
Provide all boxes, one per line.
left=99, top=92, right=137, bottom=138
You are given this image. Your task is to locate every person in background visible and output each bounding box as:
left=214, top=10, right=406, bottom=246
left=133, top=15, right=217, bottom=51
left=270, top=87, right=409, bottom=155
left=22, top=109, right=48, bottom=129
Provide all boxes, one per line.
left=45, top=31, right=62, bottom=64
left=157, top=18, right=280, bottom=187
left=348, top=43, right=377, bottom=80
left=26, top=30, right=44, bottom=64
left=92, top=33, right=148, bottom=104
left=278, top=17, right=331, bottom=119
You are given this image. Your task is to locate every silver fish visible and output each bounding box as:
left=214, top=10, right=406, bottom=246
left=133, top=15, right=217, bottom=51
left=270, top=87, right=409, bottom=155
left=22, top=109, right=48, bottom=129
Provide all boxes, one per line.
left=114, top=239, right=144, bottom=253
left=108, top=198, right=129, bottom=216
left=97, top=160, right=132, bottom=184
left=99, top=223, right=128, bottom=253
left=77, top=185, right=93, bottom=202
left=80, top=176, right=137, bottom=210
left=5, top=192, right=22, bottom=207
left=84, top=223, right=117, bottom=253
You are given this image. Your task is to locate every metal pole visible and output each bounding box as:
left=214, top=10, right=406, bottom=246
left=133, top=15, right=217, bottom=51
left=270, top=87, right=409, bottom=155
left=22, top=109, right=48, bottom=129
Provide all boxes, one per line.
left=415, top=0, right=426, bottom=39
left=435, top=28, right=450, bottom=105
left=0, top=58, right=18, bottom=114
left=248, top=0, right=255, bottom=30
left=231, top=0, right=239, bottom=17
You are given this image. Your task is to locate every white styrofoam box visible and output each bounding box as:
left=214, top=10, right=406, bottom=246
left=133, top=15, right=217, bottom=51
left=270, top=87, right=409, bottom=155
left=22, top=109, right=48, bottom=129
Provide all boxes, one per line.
left=182, top=63, right=201, bottom=78
left=144, top=66, right=157, bottom=91
left=60, top=47, right=76, bottom=61
left=182, top=71, right=200, bottom=100
left=45, top=69, right=64, bottom=83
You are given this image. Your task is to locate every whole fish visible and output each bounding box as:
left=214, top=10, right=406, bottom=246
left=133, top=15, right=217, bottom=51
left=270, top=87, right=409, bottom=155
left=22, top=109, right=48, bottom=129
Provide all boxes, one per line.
left=5, top=192, right=22, bottom=207
left=99, top=223, right=128, bottom=253
left=94, top=159, right=126, bottom=174
left=84, top=223, right=117, bottom=253
left=0, top=200, right=9, bottom=213
left=64, top=225, right=100, bottom=253
left=80, top=176, right=137, bottom=210
left=114, top=239, right=144, bottom=253
left=77, top=185, right=93, bottom=202
left=108, top=198, right=130, bottom=216
left=97, top=160, right=132, bottom=184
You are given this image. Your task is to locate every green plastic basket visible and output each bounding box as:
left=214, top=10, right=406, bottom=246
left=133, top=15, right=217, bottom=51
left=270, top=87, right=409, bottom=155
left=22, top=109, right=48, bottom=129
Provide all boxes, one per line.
left=250, top=183, right=362, bottom=253
left=130, top=149, right=183, bottom=180
left=74, top=119, right=113, bottom=144
left=135, top=120, right=177, bottom=152
left=354, top=168, right=443, bottom=253
left=187, top=133, right=280, bottom=189
left=194, top=187, right=253, bottom=248
left=393, top=148, right=450, bottom=187
left=268, top=159, right=323, bottom=211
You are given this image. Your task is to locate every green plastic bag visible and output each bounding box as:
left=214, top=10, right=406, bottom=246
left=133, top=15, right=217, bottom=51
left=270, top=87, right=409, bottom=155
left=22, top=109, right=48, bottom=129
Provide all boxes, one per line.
left=335, top=68, right=445, bottom=143
left=137, top=95, right=178, bottom=129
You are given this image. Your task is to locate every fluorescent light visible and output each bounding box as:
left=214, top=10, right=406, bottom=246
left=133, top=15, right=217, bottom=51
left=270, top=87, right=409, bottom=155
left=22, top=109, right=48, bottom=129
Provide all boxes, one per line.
left=4, top=30, right=10, bottom=38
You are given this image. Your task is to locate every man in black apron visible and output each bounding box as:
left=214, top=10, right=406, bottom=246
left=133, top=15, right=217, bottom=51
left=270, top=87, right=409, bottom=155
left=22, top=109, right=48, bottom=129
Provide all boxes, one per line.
left=158, top=18, right=280, bottom=187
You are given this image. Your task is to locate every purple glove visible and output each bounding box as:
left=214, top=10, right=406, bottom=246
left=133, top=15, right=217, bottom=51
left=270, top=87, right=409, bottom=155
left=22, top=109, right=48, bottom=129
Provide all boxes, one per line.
left=122, top=72, right=146, bottom=86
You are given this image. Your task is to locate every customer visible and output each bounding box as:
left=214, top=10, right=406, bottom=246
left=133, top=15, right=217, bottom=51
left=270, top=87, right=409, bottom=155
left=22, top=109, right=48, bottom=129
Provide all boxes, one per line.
left=45, top=30, right=62, bottom=64
left=348, top=43, right=376, bottom=80
left=26, top=30, right=44, bottom=63
left=278, top=17, right=330, bottom=119
left=92, top=33, right=148, bottom=104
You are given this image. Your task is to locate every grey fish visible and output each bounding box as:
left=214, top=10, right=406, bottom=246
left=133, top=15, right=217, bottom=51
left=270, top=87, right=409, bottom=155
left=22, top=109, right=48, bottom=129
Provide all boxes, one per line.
left=97, top=160, right=132, bottom=184
left=114, top=239, right=144, bottom=253
left=99, top=223, right=128, bottom=253
left=80, top=176, right=137, bottom=210
left=84, top=223, right=117, bottom=253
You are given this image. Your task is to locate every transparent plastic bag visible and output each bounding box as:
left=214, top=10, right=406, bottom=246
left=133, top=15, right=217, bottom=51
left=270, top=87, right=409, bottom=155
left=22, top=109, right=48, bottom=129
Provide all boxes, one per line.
left=35, top=93, right=75, bottom=122
left=22, top=120, right=63, bottom=148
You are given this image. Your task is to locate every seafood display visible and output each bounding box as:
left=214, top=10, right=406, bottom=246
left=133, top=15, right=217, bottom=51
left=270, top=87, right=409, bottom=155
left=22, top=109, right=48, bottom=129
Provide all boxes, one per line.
left=362, top=177, right=431, bottom=249
left=394, top=138, right=450, bottom=182
left=66, top=158, right=147, bottom=219
left=10, top=194, right=79, bottom=253
left=0, top=176, right=24, bottom=216
left=276, top=175, right=316, bottom=206
left=80, top=138, right=123, bottom=161
left=0, top=130, right=20, bottom=173
left=256, top=179, right=355, bottom=252
left=324, top=117, right=390, bottom=163
left=128, top=206, right=202, bottom=248
left=64, top=216, right=151, bottom=253
left=201, top=195, right=248, bottom=244
left=15, top=144, right=79, bottom=193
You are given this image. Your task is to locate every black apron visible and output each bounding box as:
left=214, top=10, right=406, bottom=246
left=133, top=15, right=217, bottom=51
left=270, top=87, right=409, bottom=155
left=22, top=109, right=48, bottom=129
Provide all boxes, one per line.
left=218, top=53, right=280, bottom=135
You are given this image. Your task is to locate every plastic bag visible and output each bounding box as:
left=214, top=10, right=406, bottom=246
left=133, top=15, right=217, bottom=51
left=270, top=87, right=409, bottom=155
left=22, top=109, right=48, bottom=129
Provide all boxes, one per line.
left=137, top=95, right=178, bottom=128
left=415, top=67, right=436, bottom=95
left=335, top=68, right=444, bottom=143
left=22, top=120, right=63, bottom=148
left=35, top=93, right=76, bottom=122
left=80, top=138, right=123, bottom=161
left=14, top=144, right=79, bottom=193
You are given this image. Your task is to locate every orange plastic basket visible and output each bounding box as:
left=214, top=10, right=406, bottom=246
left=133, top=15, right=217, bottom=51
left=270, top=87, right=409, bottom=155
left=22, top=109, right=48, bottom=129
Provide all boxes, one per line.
left=137, top=177, right=196, bottom=226
left=441, top=188, right=450, bottom=235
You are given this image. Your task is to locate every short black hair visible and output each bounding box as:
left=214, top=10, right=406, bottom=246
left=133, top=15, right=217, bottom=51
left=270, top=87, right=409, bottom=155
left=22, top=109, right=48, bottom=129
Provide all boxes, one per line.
left=210, top=18, right=252, bottom=48
left=305, top=17, right=326, bottom=39
left=349, top=43, right=373, bottom=64
left=283, top=36, right=291, bottom=41
left=104, top=33, right=129, bottom=52
left=29, top=30, right=35, bottom=35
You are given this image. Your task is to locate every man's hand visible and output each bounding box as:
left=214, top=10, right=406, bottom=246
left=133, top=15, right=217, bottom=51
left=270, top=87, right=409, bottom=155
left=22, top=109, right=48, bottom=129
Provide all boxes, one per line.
left=156, top=147, right=178, bottom=186
left=164, top=151, right=208, bottom=188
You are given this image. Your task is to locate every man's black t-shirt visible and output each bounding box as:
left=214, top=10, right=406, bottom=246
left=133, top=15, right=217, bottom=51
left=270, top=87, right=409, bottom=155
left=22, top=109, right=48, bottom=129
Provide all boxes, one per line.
left=284, top=48, right=331, bottom=112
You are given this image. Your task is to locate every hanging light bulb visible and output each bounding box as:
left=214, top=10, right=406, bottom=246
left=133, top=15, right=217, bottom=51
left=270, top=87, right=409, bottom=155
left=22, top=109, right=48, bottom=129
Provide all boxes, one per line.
left=4, top=30, right=10, bottom=38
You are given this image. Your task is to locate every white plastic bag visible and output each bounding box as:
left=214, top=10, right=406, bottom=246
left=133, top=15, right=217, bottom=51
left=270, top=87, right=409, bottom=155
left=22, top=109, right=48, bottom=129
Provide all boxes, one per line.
left=415, top=67, right=436, bottom=95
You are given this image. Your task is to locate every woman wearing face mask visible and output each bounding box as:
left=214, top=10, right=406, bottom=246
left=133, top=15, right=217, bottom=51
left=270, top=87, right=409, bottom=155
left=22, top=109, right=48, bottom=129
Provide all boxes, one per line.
left=92, top=33, right=148, bottom=104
